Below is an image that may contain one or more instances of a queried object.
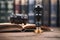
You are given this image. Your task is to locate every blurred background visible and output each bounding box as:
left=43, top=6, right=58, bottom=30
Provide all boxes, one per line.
left=0, top=0, right=60, bottom=27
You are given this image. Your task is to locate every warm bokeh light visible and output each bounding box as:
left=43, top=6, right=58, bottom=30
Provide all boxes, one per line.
left=15, top=0, right=20, bottom=5
left=51, top=0, right=57, bottom=4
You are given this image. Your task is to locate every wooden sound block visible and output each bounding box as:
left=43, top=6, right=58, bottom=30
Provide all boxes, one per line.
left=34, top=28, right=43, bottom=34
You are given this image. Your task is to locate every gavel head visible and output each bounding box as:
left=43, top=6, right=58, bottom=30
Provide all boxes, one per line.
left=34, top=5, right=43, bottom=12
left=35, top=4, right=43, bottom=8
